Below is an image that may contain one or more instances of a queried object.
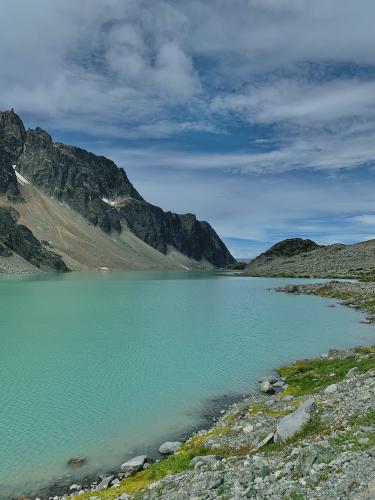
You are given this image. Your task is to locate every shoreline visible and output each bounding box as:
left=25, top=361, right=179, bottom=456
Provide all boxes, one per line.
left=21, top=279, right=375, bottom=500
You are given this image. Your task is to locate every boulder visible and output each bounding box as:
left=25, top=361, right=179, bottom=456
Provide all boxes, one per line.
left=159, top=441, right=182, bottom=454
left=324, top=384, right=338, bottom=394
left=190, top=455, right=220, bottom=466
left=274, top=399, right=315, bottom=442
left=296, top=442, right=335, bottom=475
left=94, top=475, right=114, bottom=492
left=346, top=367, right=359, bottom=378
left=259, top=380, right=275, bottom=394
left=120, top=455, right=147, bottom=476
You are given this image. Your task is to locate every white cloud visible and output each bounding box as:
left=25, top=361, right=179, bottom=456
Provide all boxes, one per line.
left=3, top=0, right=375, bottom=256
left=351, top=215, right=375, bottom=225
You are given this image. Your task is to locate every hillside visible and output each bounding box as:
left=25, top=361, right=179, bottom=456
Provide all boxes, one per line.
left=244, top=238, right=375, bottom=278
left=0, top=110, right=234, bottom=273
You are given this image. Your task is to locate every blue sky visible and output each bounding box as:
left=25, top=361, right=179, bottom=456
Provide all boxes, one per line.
left=2, top=0, right=375, bottom=258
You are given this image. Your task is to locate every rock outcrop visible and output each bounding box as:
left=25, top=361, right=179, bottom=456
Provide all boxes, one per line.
left=0, top=110, right=26, bottom=201
left=0, top=206, right=68, bottom=272
left=0, top=110, right=234, bottom=269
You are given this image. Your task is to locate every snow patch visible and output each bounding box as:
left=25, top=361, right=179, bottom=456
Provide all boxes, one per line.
left=12, top=165, right=29, bottom=185
left=179, top=265, right=190, bottom=270
left=101, top=197, right=116, bottom=206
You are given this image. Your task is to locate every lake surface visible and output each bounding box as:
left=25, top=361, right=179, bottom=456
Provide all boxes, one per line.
left=0, top=271, right=374, bottom=497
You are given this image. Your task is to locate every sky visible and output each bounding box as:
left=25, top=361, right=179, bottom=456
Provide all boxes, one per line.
left=2, top=0, right=375, bottom=258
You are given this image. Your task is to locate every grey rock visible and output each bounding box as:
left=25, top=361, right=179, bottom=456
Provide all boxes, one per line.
left=296, top=442, right=336, bottom=475
left=272, top=381, right=286, bottom=388
left=346, top=367, right=359, bottom=378
left=324, top=383, right=338, bottom=394
left=158, top=441, right=182, bottom=454
left=259, top=380, right=275, bottom=394
left=190, top=455, right=220, bottom=466
left=120, top=455, right=147, bottom=476
left=275, top=400, right=315, bottom=442
left=94, top=475, right=114, bottom=492
left=204, top=472, right=224, bottom=489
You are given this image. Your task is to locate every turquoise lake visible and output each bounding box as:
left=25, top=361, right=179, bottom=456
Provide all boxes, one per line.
left=0, top=271, right=374, bottom=497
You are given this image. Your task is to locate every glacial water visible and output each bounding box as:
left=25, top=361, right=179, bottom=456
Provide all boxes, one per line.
left=0, top=271, right=374, bottom=497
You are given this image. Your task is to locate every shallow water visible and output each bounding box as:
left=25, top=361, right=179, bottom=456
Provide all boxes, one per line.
left=0, top=271, right=373, bottom=497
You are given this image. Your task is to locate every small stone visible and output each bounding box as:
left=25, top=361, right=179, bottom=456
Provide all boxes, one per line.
left=346, top=367, right=359, bottom=378
left=70, top=484, right=81, bottom=491
left=259, top=380, right=275, bottom=394
left=243, top=424, right=254, bottom=434
left=324, top=384, right=338, bottom=394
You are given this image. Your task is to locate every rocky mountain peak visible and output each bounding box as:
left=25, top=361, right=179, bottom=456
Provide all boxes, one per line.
left=263, top=238, right=320, bottom=258
left=0, top=110, right=235, bottom=268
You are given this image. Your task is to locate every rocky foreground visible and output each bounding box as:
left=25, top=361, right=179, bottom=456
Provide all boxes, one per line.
left=57, top=325, right=374, bottom=499
left=25, top=281, right=374, bottom=500
left=58, top=346, right=375, bottom=500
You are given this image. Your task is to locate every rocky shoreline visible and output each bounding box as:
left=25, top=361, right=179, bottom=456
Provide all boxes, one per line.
left=17, top=281, right=375, bottom=500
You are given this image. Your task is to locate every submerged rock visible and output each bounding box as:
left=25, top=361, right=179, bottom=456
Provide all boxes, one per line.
left=67, top=457, right=85, bottom=466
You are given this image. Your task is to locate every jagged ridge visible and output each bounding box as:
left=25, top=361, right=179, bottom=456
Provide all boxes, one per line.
left=0, top=110, right=234, bottom=269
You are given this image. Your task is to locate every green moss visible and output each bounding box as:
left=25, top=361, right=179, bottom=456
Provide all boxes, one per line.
left=332, top=430, right=375, bottom=451
left=278, top=353, right=375, bottom=396
left=73, top=449, right=204, bottom=500
left=349, top=409, right=375, bottom=427
left=356, top=270, right=375, bottom=282
left=285, top=491, right=305, bottom=500
left=73, top=425, right=242, bottom=500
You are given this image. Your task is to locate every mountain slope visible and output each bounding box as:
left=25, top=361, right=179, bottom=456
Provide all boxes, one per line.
left=245, top=237, right=375, bottom=278
left=0, top=110, right=234, bottom=273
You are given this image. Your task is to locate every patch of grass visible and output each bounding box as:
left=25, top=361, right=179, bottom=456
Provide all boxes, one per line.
left=73, top=449, right=203, bottom=500
left=332, top=430, right=375, bottom=451
left=348, top=409, right=375, bottom=427
left=247, top=402, right=265, bottom=414
left=73, top=425, right=239, bottom=500
left=310, top=285, right=357, bottom=301
left=285, top=491, right=305, bottom=500
left=356, top=270, right=375, bottom=282
left=277, top=353, right=375, bottom=396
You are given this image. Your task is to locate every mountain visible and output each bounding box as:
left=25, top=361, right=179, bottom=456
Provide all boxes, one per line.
left=0, top=110, right=234, bottom=274
left=244, top=237, right=375, bottom=278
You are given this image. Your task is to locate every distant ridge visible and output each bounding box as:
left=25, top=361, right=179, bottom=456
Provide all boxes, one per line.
left=244, top=237, right=375, bottom=278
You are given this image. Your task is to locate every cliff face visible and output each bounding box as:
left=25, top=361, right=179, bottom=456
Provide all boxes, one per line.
left=119, top=199, right=234, bottom=267
left=0, top=110, right=26, bottom=200
left=0, top=110, right=234, bottom=270
left=0, top=206, right=68, bottom=272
